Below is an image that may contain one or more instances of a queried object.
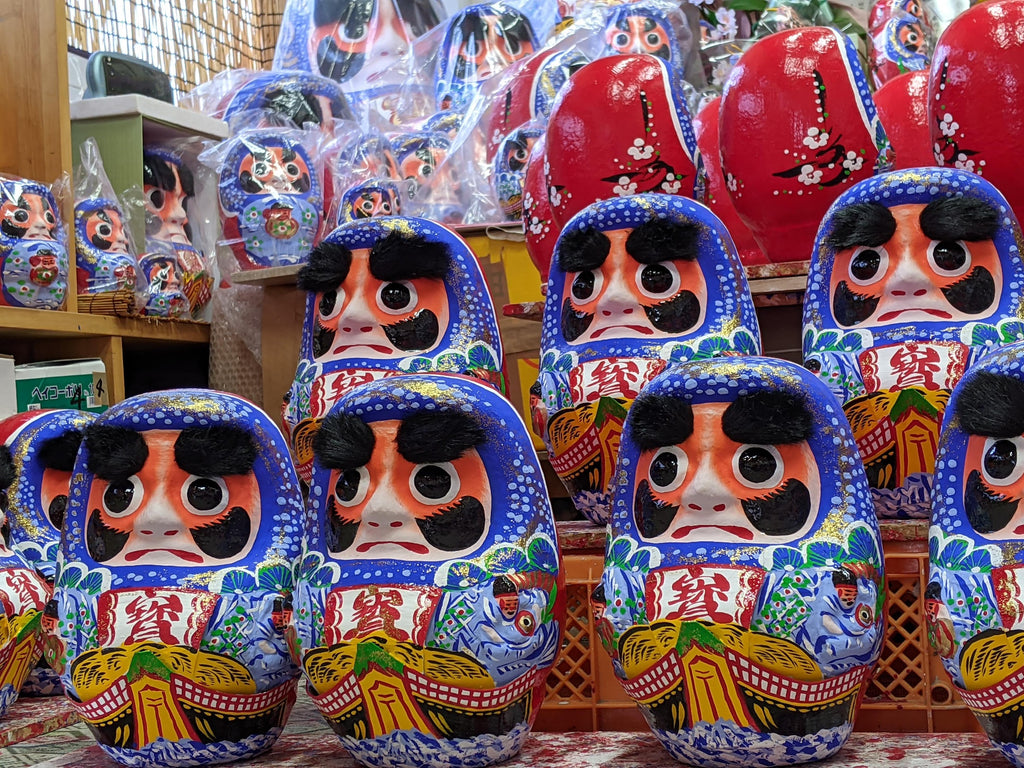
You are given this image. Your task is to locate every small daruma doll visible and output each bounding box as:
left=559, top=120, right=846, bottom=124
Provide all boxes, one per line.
left=49, top=390, right=304, bottom=767
left=595, top=357, right=884, bottom=766
left=803, top=167, right=1024, bottom=518
left=292, top=374, right=563, bottom=768
left=0, top=445, right=52, bottom=713
left=0, top=176, right=68, bottom=309
left=0, top=410, right=93, bottom=696
left=74, top=198, right=137, bottom=293
left=534, top=194, right=760, bottom=524
left=218, top=130, right=323, bottom=270
left=928, top=343, right=1024, bottom=767
left=285, top=216, right=503, bottom=483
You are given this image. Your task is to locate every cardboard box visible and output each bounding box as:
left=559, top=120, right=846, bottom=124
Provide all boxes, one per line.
left=15, top=359, right=109, bottom=413
left=0, top=355, right=15, bottom=419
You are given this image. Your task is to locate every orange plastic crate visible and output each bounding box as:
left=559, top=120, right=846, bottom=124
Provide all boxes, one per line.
left=538, top=522, right=981, bottom=733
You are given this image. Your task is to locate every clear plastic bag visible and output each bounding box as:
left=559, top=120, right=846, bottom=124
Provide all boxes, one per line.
left=72, top=138, right=139, bottom=295
left=0, top=174, right=69, bottom=310
left=201, top=126, right=326, bottom=271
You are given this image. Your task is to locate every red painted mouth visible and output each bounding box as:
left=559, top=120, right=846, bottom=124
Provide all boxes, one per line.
left=331, top=343, right=394, bottom=355
left=591, top=324, right=655, bottom=339
left=1013, top=525, right=1024, bottom=536
left=356, top=541, right=430, bottom=555
left=877, top=308, right=953, bottom=322
left=671, top=525, right=754, bottom=541
left=124, top=549, right=204, bottom=563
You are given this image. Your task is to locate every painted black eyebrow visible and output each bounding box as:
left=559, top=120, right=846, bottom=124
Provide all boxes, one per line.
left=825, top=202, right=896, bottom=250
left=396, top=411, right=486, bottom=464
left=174, top=425, right=258, bottom=476
left=84, top=425, right=149, bottom=481
left=368, top=231, right=450, bottom=281
left=919, top=196, right=1000, bottom=242
left=722, top=391, right=813, bottom=445
left=955, top=371, right=1024, bottom=437
left=0, top=446, right=14, bottom=491
left=558, top=226, right=611, bottom=272
left=297, top=242, right=352, bottom=293
left=629, top=394, right=694, bottom=450
left=314, top=413, right=376, bottom=470
left=38, top=430, right=84, bottom=472
left=624, top=218, right=700, bottom=264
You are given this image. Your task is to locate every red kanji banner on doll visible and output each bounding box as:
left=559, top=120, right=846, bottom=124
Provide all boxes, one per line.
left=858, top=341, right=969, bottom=393
left=96, top=588, right=220, bottom=648
left=645, top=565, right=765, bottom=627
left=324, top=584, right=442, bottom=646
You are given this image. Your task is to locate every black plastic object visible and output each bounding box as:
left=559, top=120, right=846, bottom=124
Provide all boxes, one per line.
left=84, top=52, right=174, bottom=104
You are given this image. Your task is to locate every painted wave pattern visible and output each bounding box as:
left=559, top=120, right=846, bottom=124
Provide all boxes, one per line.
left=339, top=722, right=531, bottom=768
left=654, top=722, right=853, bottom=768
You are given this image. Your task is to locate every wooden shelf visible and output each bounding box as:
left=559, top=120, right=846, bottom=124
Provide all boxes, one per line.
left=0, top=307, right=209, bottom=344
left=231, top=265, right=302, bottom=288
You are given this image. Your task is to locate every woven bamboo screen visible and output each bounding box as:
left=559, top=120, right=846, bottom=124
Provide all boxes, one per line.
left=66, top=0, right=287, bottom=95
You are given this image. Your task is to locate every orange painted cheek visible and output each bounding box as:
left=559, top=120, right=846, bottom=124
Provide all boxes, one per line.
left=40, top=469, right=72, bottom=511
left=87, top=482, right=137, bottom=533
left=830, top=248, right=893, bottom=300
left=393, top=455, right=490, bottom=520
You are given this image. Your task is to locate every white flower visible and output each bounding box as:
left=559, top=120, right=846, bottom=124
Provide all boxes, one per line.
left=715, top=8, right=738, bottom=40
left=522, top=192, right=534, bottom=210
left=954, top=153, right=976, bottom=173
left=661, top=176, right=682, bottom=193
left=712, top=60, right=733, bottom=86
left=613, top=176, right=638, bottom=196
left=687, top=0, right=715, bottom=6
left=933, top=142, right=944, bottom=164
left=842, top=151, right=864, bottom=172
left=803, top=127, right=830, bottom=149
left=549, top=186, right=562, bottom=207
left=528, top=217, right=544, bottom=235
left=627, top=138, right=654, bottom=160
left=939, top=113, right=959, bottom=137
left=726, top=173, right=738, bottom=192
left=797, top=164, right=823, bottom=185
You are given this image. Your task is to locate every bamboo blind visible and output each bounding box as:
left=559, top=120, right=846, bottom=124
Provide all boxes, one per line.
left=66, top=0, right=287, bottom=95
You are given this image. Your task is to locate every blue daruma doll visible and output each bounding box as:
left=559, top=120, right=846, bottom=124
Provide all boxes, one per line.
left=595, top=357, right=884, bottom=766
left=292, top=374, right=563, bottom=768
left=928, top=342, right=1024, bottom=767
left=48, top=390, right=304, bottom=767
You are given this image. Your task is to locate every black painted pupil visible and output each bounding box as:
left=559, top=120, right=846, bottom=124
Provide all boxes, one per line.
left=647, top=32, right=660, bottom=44
left=150, top=189, right=164, bottom=208
left=98, top=224, right=111, bottom=236
left=187, top=478, right=223, bottom=511
left=335, top=469, right=362, bottom=502
left=13, top=210, right=27, bottom=223
left=933, top=241, right=967, bottom=272
left=851, top=249, right=882, bottom=281
left=805, top=358, right=822, bottom=373
left=615, top=32, right=629, bottom=46
left=103, top=481, right=135, bottom=514
left=985, top=439, right=1018, bottom=480
left=650, top=451, right=679, bottom=489
left=286, top=163, right=299, bottom=176
left=738, top=447, right=778, bottom=484
left=572, top=271, right=596, bottom=301
left=319, top=290, right=337, bottom=316
left=414, top=465, right=453, bottom=500
left=641, top=264, right=674, bottom=295
left=48, top=495, right=67, bottom=529
left=381, top=282, right=412, bottom=310
left=254, top=162, right=268, bottom=177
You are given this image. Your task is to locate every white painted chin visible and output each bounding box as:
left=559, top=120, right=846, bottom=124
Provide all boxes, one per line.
left=328, top=330, right=399, bottom=360
left=572, top=322, right=658, bottom=345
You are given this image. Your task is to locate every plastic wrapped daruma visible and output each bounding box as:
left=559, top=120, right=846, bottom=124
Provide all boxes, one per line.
left=48, top=390, right=304, bottom=767
left=595, top=357, right=884, bottom=766
left=927, top=341, right=1024, bottom=767
left=292, top=374, right=563, bottom=768
left=285, top=216, right=504, bottom=483
left=0, top=176, right=68, bottom=309
left=534, top=193, right=760, bottom=525
left=0, top=445, right=52, bottom=712
left=73, top=198, right=137, bottom=294
left=803, top=167, right=1024, bottom=518
left=719, top=27, right=892, bottom=263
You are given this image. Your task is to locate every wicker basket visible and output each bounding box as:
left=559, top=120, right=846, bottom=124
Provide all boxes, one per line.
left=76, top=288, right=137, bottom=317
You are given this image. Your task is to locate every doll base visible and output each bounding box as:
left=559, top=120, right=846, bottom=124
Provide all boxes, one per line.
left=339, top=721, right=532, bottom=768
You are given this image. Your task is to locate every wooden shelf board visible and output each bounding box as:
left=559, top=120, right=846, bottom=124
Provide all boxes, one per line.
left=0, top=307, right=209, bottom=344
left=69, top=94, right=228, bottom=141
left=231, top=265, right=302, bottom=288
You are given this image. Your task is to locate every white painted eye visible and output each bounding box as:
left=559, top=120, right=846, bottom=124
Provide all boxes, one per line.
left=102, top=475, right=144, bottom=518
left=376, top=281, right=418, bottom=315
left=927, top=240, right=971, bottom=278
left=410, top=462, right=460, bottom=505
left=334, top=466, right=369, bottom=507
left=982, top=436, right=1024, bottom=487
left=648, top=446, right=687, bottom=493
left=847, top=246, right=889, bottom=286
left=570, top=270, right=603, bottom=303
left=635, top=261, right=681, bottom=299
left=180, top=475, right=229, bottom=516
left=733, top=444, right=784, bottom=489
